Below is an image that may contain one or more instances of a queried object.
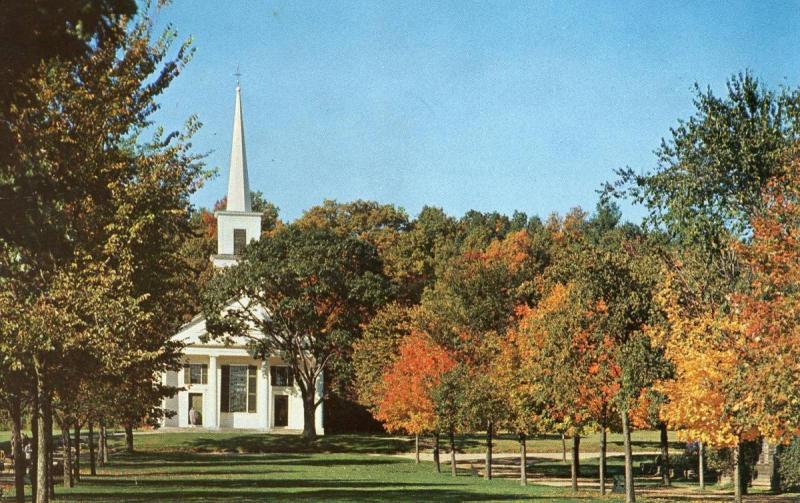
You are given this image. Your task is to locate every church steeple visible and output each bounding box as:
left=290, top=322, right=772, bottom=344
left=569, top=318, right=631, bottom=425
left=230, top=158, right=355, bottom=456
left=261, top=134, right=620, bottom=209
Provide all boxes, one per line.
left=212, top=83, right=263, bottom=268
left=226, top=85, right=251, bottom=212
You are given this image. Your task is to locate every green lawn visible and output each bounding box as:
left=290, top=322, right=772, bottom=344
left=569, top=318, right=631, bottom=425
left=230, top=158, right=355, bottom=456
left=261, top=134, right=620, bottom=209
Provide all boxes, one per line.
left=0, top=430, right=627, bottom=502
left=0, top=431, right=795, bottom=502
left=75, top=429, right=679, bottom=456
left=45, top=451, right=620, bottom=502
left=455, top=430, right=680, bottom=455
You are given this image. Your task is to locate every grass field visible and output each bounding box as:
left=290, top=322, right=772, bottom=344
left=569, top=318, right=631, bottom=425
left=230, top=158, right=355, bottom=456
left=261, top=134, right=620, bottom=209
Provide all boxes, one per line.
left=61, top=429, right=680, bottom=456
left=0, top=431, right=619, bottom=502
left=0, top=429, right=678, bottom=456
left=0, top=431, right=684, bottom=454
left=33, top=451, right=622, bottom=502
left=0, top=430, right=796, bottom=502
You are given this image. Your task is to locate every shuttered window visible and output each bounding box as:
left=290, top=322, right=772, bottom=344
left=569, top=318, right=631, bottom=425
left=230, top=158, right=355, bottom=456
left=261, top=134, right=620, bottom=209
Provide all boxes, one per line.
left=229, top=365, right=248, bottom=412
left=220, top=365, right=230, bottom=413
left=220, top=365, right=258, bottom=413
left=247, top=366, right=257, bottom=413
left=270, top=366, right=293, bottom=387
left=233, top=228, right=246, bottom=255
left=183, top=364, right=207, bottom=385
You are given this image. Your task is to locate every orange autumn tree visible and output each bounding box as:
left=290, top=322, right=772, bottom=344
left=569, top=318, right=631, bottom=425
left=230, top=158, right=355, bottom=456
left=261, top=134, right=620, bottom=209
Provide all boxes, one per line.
left=418, top=229, right=543, bottom=480
left=652, top=274, right=752, bottom=444
left=735, top=165, right=800, bottom=444
left=514, top=205, right=660, bottom=500
left=376, top=331, right=455, bottom=465
left=493, top=287, right=568, bottom=488
left=653, top=264, right=769, bottom=502
left=508, top=280, right=622, bottom=494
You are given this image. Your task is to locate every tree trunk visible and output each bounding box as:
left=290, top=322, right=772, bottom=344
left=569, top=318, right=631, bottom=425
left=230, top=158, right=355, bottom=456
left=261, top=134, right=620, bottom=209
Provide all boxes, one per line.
left=698, top=441, right=705, bottom=491
left=484, top=421, right=493, bottom=480
left=301, top=393, right=317, bottom=441
left=31, top=401, right=38, bottom=503
left=88, top=422, right=96, bottom=476
left=61, top=423, right=73, bottom=488
left=124, top=423, right=134, bottom=453
left=35, top=370, right=50, bottom=503
left=519, top=433, right=527, bottom=486
left=10, top=395, right=25, bottom=503
left=621, top=409, right=635, bottom=503
left=571, top=435, right=580, bottom=492
left=734, top=442, right=743, bottom=503
left=99, top=420, right=109, bottom=465
left=599, top=426, right=607, bottom=495
left=414, top=434, right=420, bottom=464
left=449, top=430, right=457, bottom=477
left=433, top=433, right=441, bottom=473
left=45, top=402, right=53, bottom=500
left=659, top=423, right=670, bottom=486
left=561, top=433, right=567, bottom=463
left=73, top=425, right=81, bottom=483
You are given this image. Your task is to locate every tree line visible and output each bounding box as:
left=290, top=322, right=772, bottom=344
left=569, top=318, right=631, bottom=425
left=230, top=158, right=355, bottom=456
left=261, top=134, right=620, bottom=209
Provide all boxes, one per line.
left=0, top=3, right=207, bottom=502
left=344, top=73, right=800, bottom=503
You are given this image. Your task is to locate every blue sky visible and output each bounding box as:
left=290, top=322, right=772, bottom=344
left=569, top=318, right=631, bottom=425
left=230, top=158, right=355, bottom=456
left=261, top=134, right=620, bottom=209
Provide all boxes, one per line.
left=152, top=1, right=800, bottom=223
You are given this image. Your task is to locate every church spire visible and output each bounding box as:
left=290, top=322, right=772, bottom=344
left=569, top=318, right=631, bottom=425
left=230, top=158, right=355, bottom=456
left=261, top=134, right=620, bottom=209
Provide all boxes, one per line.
left=212, top=82, right=262, bottom=268
left=226, top=84, right=251, bottom=212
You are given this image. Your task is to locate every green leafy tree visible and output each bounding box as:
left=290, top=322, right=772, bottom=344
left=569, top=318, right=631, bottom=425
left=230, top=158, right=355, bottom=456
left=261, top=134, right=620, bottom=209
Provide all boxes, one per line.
left=611, top=71, right=800, bottom=253
left=611, top=72, right=800, bottom=503
left=0, top=0, right=137, bottom=178
left=384, top=206, right=459, bottom=303
left=203, top=225, right=393, bottom=440
left=0, top=5, right=204, bottom=499
left=352, top=302, right=415, bottom=414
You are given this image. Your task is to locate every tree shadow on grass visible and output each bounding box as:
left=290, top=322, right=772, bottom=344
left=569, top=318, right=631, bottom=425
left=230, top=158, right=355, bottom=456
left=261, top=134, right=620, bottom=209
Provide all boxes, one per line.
left=262, top=457, right=404, bottom=467
left=523, top=454, right=655, bottom=479
left=619, top=439, right=684, bottom=451
left=109, top=451, right=307, bottom=466
left=54, top=450, right=600, bottom=502
left=182, top=434, right=414, bottom=455
left=108, top=452, right=405, bottom=471
left=54, top=488, right=577, bottom=502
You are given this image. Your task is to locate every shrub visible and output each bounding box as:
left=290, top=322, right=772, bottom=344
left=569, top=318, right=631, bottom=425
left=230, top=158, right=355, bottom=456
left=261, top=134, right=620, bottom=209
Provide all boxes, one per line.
left=776, top=437, right=800, bottom=491
left=705, top=441, right=762, bottom=487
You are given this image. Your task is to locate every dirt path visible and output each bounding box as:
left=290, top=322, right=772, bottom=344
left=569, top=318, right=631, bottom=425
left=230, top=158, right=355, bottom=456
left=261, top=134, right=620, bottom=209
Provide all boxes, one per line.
left=389, top=450, right=661, bottom=462
left=388, top=451, right=799, bottom=502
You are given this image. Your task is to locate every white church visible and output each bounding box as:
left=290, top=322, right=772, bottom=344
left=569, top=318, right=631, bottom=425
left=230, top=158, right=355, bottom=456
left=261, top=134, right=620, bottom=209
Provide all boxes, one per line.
left=160, top=85, right=324, bottom=433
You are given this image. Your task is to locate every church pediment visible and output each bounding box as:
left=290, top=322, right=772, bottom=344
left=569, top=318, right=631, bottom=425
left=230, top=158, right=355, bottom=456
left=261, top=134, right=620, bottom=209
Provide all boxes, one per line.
left=173, top=300, right=268, bottom=348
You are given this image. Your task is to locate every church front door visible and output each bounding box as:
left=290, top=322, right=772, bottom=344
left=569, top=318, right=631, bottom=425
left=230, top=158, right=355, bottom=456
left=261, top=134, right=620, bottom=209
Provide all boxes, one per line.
left=274, top=395, right=288, bottom=427
left=189, top=393, right=203, bottom=426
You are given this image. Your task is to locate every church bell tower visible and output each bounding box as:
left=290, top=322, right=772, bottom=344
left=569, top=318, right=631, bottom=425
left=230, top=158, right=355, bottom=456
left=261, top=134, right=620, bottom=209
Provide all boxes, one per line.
left=211, top=84, right=263, bottom=268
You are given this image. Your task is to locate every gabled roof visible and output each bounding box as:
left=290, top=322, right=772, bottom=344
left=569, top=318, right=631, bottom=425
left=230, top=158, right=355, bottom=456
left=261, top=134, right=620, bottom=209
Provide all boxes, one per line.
left=173, top=298, right=268, bottom=348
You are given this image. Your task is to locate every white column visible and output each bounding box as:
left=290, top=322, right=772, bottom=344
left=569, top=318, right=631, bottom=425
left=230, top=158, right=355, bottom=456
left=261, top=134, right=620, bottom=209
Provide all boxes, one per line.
left=258, top=362, right=269, bottom=430
left=160, top=371, right=168, bottom=428
left=315, top=372, right=324, bottom=434
left=207, top=355, right=218, bottom=429
left=266, top=361, right=273, bottom=430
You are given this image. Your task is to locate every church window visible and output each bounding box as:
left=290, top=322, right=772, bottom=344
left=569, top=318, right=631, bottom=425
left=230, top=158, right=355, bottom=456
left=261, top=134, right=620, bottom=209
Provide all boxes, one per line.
left=220, top=365, right=258, bottom=413
left=183, top=364, right=207, bottom=385
left=270, top=366, right=294, bottom=387
left=233, top=228, right=247, bottom=255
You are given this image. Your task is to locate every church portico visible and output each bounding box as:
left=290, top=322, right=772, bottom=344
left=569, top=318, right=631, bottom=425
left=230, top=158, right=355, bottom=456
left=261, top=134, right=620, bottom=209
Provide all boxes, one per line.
left=179, top=348, right=268, bottom=430
left=163, top=341, right=322, bottom=432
